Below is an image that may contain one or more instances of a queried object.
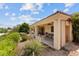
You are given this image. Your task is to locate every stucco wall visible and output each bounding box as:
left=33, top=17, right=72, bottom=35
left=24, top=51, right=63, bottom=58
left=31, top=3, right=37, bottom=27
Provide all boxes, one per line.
left=44, top=25, right=53, bottom=33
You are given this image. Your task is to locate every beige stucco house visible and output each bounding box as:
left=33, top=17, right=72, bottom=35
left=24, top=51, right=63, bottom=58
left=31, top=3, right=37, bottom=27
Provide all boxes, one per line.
left=30, top=11, right=73, bottom=50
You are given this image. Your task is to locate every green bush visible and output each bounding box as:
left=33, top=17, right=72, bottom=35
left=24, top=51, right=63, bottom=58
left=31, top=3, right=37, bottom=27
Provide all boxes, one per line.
left=11, top=25, right=20, bottom=32
left=0, top=39, right=16, bottom=56
left=20, top=33, right=31, bottom=42
left=0, top=34, right=7, bottom=41
left=0, top=32, right=20, bottom=56
left=11, top=23, right=30, bottom=34
left=7, top=32, right=20, bottom=42
left=72, top=12, right=79, bottom=43
left=25, top=40, right=45, bottom=56
left=0, top=28, right=7, bottom=33
left=19, top=23, right=29, bottom=33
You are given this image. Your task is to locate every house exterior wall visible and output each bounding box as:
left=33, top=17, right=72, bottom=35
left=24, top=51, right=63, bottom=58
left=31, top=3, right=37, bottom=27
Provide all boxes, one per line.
left=32, top=12, right=72, bottom=50
left=44, top=25, right=52, bottom=33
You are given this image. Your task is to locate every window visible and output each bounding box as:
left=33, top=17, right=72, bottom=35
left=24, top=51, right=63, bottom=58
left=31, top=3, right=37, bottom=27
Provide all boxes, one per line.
left=51, top=26, right=54, bottom=32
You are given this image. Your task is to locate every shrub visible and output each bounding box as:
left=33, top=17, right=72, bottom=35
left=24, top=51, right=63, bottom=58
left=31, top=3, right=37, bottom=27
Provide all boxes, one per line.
left=0, top=28, right=7, bottom=33
left=7, top=32, right=20, bottom=42
left=25, top=40, right=45, bottom=56
left=20, top=33, right=31, bottom=42
left=0, top=32, right=20, bottom=56
left=0, top=39, right=16, bottom=56
left=19, top=23, right=29, bottom=33
left=11, top=23, right=30, bottom=34
left=11, top=25, right=20, bottom=32
left=72, top=12, right=79, bottom=43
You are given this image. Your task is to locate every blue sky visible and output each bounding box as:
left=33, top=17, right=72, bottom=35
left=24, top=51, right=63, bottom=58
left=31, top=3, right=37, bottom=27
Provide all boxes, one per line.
left=0, top=3, right=79, bottom=28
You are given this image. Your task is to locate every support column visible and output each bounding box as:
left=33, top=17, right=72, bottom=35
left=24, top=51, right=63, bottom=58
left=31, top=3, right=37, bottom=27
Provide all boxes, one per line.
left=35, top=26, right=38, bottom=39
left=69, top=23, right=73, bottom=42
left=54, top=20, right=61, bottom=50
left=61, top=21, right=66, bottom=47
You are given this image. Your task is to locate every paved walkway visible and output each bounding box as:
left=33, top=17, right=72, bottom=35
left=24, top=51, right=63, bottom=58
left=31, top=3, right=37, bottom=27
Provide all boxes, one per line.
left=40, top=47, right=68, bottom=56
left=14, top=41, right=27, bottom=56
left=0, top=33, right=5, bottom=36
left=65, top=43, right=79, bottom=56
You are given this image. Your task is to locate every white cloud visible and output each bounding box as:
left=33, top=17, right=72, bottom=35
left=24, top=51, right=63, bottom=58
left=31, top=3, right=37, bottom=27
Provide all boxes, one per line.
left=63, top=8, right=69, bottom=12
left=19, top=15, right=29, bottom=19
left=53, top=9, right=57, bottom=13
left=18, top=14, right=40, bottom=24
left=20, top=3, right=44, bottom=15
left=20, top=3, right=34, bottom=11
left=0, top=3, right=9, bottom=10
left=0, top=3, right=5, bottom=9
left=10, top=14, right=33, bottom=21
left=63, top=3, right=75, bottom=13
left=12, top=13, right=16, bottom=16
left=5, top=6, right=9, bottom=9
left=35, top=3, right=44, bottom=11
left=64, top=3, right=75, bottom=8
left=32, top=11, right=39, bottom=14
left=10, top=17, right=16, bottom=21
left=5, top=13, right=9, bottom=16
left=18, top=15, right=33, bottom=21
left=9, top=14, right=40, bottom=24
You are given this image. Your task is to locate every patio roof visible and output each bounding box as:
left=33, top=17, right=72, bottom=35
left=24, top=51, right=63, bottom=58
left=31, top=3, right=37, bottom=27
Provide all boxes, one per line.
left=31, top=11, right=71, bottom=27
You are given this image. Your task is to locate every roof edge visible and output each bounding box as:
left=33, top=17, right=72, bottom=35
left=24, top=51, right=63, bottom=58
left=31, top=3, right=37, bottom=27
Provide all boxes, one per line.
left=31, top=11, right=71, bottom=26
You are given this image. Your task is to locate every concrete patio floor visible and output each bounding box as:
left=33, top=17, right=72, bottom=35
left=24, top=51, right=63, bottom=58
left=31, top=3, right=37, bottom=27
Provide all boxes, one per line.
left=41, top=38, right=54, bottom=49
left=36, top=36, right=54, bottom=49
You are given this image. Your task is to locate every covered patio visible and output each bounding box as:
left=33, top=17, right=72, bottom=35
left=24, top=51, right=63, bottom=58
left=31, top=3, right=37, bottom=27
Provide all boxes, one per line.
left=36, top=33, right=54, bottom=49
left=30, top=11, right=73, bottom=50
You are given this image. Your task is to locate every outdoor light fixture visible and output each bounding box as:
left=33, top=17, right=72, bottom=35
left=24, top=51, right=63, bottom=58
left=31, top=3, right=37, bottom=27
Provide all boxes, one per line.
left=66, top=18, right=72, bottom=25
